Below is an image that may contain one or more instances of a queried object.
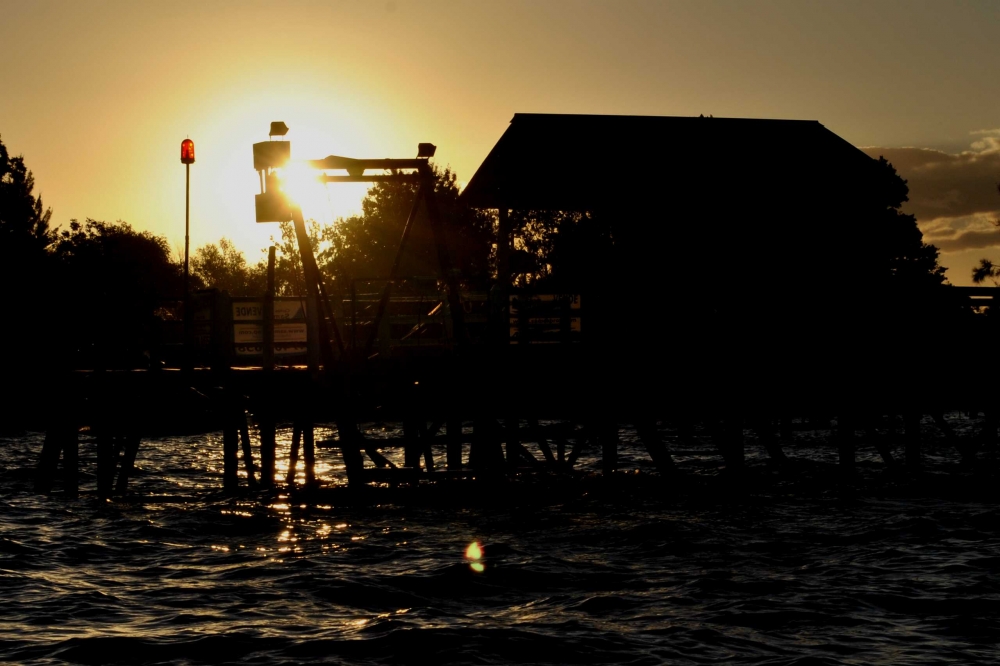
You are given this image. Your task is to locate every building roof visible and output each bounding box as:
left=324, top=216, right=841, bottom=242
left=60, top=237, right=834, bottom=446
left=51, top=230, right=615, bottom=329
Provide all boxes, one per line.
left=460, top=113, right=876, bottom=211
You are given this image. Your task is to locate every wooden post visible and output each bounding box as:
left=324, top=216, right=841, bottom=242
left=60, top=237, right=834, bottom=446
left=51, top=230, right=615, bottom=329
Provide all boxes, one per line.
left=96, top=432, right=116, bottom=500
left=287, top=423, right=302, bottom=487
left=114, top=434, right=141, bottom=495
left=34, top=427, right=64, bottom=494
left=600, top=421, right=618, bottom=476
left=403, top=419, right=422, bottom=468
left=635, top=420, right=674, bottom=475
left=337, top=420, right=366, bottom=484
left=713, top=416, right=744, bottom=471
left=306, top=291, right=320, bottom=374
left=258, top=411, right=276, bottom=489
left=238, top=411, right=258, bottom=489
left=504, top=417, right=521, bottom=471
left=904, top=412, right=922, bottom=469
left=222, top=412, right=240, bottom=493
left=752, top=416, right=787, bottom=464
left=527, top=419, right=557, bottom=466
left=836, top=413, right=855, bottom=474
left=63, top=427, right=79, bottom=499
left=421, top=421, right=437, bottom=472
left=446, top=419, right=463, bottom=470
left=497, top=208, right=512, bottom=291
left=303, top=421, right=316, bottom=486
left=263, top=246, right=276, bottom=372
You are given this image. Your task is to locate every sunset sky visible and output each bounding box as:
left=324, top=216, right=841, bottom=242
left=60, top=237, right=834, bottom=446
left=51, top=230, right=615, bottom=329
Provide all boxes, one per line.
left=3, top=0, right=999, bottom=284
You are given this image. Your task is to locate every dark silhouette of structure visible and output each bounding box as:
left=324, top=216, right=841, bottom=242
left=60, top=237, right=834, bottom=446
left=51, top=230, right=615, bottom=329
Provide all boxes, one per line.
left=29, top=116, right=999, bottom=497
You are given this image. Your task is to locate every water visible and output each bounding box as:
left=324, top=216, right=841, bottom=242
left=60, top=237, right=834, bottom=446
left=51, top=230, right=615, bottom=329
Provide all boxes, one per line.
left=2, top=419, right=998, bottom=665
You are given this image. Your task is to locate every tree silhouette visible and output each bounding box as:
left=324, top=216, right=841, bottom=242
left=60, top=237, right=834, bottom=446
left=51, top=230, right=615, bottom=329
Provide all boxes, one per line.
left=320, top=165, right=494, bottom=292
left=54, top=219, right=183, bottom=367
left=192, top=237, right=267, bottom=297
left=971, top=183, right=1000, bottom=286
left=0, top=134, right=54, bottom=258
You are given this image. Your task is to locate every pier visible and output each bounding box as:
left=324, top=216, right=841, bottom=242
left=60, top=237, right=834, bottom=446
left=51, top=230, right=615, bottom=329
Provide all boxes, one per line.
left=32, top=116, right=1000, bottom=499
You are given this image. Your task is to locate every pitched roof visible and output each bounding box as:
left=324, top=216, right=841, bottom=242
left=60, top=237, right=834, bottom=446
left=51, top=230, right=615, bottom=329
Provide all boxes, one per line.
left=460, top=113, right=875, bottom=211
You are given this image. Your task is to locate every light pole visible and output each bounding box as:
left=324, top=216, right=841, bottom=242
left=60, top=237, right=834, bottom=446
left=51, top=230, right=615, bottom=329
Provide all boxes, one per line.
left=181, top=138, right=195, bottom=369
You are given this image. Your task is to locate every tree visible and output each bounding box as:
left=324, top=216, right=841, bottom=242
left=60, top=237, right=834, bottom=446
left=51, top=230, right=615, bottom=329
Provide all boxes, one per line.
left=862, top=156, right=948, bottom=292
left=53, top=219, right=183, bottom=367
left=0, top=134, right=54, bottom=260
left=320, top=165, right=494, bottom=293
left=192, top=237, right=267, bottom=296
left=971, top=184, right=1000, bottom=286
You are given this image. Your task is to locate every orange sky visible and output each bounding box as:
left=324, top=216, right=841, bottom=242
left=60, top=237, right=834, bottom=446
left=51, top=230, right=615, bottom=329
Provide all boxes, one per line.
left=2, top=0, right=999, bottom=283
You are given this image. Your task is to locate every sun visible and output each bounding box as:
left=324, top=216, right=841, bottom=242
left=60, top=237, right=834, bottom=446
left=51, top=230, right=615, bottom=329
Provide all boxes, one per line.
left=279, top=162, right=369, bottom=227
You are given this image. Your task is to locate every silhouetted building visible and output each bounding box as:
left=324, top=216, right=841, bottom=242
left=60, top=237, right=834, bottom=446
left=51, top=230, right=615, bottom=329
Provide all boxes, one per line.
left=461, top=114, right=941, bottom=411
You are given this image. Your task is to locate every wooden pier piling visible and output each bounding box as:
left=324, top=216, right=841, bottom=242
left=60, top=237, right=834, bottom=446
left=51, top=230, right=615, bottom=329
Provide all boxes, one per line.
left=446, top=419, right=462, bottom=470
left=302, top=421, right=316, bottom=486
left=836, top=414, right=855, bottom=475
left=222, top=415, right=240, bottom=493
left=114, top=434, right=141, bottom=495
left=904, top=412, right=922, bottom=469
left=238, top=413, right=258, bottom=488
left=287, top=423, right=302, bottom=487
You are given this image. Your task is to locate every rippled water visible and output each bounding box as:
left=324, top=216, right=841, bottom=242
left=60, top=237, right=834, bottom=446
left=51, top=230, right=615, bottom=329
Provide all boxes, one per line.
left=2, top=418, right=999, bottom=665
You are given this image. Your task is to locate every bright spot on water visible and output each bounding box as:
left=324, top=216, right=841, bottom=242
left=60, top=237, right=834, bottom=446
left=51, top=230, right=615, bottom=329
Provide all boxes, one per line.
left=465, top=541, right=484, bottom=572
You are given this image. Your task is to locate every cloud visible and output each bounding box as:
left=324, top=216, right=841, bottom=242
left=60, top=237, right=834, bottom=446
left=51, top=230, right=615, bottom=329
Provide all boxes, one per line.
left=862, top=130, right=1000, bottom=254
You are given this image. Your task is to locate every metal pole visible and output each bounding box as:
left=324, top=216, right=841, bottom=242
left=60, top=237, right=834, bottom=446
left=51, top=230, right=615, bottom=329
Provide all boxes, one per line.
left=183, top=162, right=191, bottom=372
left=185, top=163, right=190, bottom=294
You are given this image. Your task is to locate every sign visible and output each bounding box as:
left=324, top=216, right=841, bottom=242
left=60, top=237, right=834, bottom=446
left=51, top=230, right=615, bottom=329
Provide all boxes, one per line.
left=232, top=300, right=306, bottom=321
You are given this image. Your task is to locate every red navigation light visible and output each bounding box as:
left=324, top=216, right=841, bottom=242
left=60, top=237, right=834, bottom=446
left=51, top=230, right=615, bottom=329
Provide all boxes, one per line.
left=181, top=139, right=195, bottom=164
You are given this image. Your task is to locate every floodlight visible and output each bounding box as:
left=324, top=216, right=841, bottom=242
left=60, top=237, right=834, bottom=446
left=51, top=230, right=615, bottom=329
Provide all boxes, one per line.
left=417, top=143, right=436, bottom=158
left=270, top=121, right=289, bottom=137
